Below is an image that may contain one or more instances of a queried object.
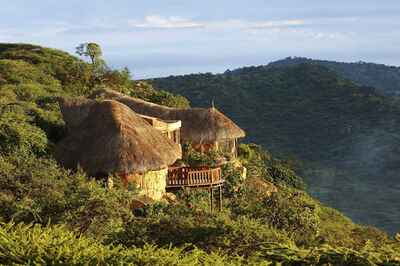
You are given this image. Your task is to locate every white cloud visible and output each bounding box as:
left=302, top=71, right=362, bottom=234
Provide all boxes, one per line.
left=127, top=15, right=309, bottom=31
left=250, top=19, right=306, bottom=29
left=128, top=15, right=203, bottom=29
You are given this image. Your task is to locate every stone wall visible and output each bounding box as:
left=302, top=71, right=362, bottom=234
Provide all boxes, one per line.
left=127, top=168, right=167, bottom=200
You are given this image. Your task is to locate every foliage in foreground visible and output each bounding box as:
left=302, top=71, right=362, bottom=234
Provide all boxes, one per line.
left=1, top=222, right=400, bottom=266
left=0, top=222, right=243, bottom=266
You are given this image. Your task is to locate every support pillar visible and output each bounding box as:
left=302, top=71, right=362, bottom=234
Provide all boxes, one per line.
left=219, top=185, right=223, bottom=211
left=210, top=186, right=213, bottom=212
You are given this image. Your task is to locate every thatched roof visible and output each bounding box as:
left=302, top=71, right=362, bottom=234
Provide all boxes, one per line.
left=90, top=89, right=246, bottom=144
left=58, top=97, right=96, bottom=131
left=55, top=99, right=182, bottom=176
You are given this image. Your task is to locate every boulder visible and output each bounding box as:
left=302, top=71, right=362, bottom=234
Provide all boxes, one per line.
left=162, top=192, right=178, bottom=204
left=245, top=177, right=278, bottom=197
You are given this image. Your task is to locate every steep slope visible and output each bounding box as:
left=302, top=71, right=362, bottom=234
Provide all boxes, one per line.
left=0, top=43, right=190, bottom=108
left=150, top=64, right=400, bottom=234
left=267, top=57, right=400, bottom=95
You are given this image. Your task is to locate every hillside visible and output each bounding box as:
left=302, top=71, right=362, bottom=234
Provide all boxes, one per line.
left=267, top=57, right=400, bottom=95
left=150, top=64, right=400, bottom=235
left=1, top=43, right=400, bottom=265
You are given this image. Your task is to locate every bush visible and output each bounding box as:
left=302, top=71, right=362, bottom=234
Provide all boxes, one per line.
left=126, top=81, right=190, bottom=108
left=13, top=83, right=48, bottom=101
left=222, top=163, right=246, bottom=196
left=0, top=153, right=70, bottom=224
left=63, top=175, right=135, bottom=240
left=0, top=152, right=136, bottom=239
left=267, top=164, right=305, bottom=189
left=148, top=90, right=190, bottom=108
left=238, top=143, right=305, bottom=189
left=0, top=106, right=48, bottom=155
left=229, top=186, right=320, bottom=245
left=0, top=222, right=244, bottom=266
left=109, top=204, right=293, bottom=257
left=182, top=144, right=221, bottom=167
left=0, top=59, right=62, bottom=94
left=30, top=100, right=65, bottom=144
left=2, top=222, right=400, bottom=265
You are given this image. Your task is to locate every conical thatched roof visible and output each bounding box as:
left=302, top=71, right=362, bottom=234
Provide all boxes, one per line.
left=90, top=89, right=246, bottom=144
left=55, top=99, right=182, bottom=176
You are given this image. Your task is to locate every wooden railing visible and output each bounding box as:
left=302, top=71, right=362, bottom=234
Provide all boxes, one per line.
left=167, top=167, right=223, bottom=187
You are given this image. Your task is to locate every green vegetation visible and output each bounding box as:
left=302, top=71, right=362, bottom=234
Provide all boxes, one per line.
left=0, top=43, right=400, bottom=265
left=150, top=63, right=400, bottom=235
left=268, top=57, right=400, bottom=95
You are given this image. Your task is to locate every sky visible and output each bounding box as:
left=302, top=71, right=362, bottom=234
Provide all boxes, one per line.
left=0, top=0, right=399, bottom=78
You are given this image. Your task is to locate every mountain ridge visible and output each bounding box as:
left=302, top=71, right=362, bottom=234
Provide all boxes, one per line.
left=266, top=57, right=400, bottom=95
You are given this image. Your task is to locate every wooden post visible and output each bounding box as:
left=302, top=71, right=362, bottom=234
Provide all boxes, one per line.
left=210, top=187, right=213, bottom=212
left=234, top=139, right=237, bottom=158
left=219, top=185, right=223, bottom=211
left=120, top=173, right=129, bottom=188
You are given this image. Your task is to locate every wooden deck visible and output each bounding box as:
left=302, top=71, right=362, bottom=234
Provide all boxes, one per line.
left=166, top=166, right=224, bottom=212
left=166, top=166, right=224, bottom=188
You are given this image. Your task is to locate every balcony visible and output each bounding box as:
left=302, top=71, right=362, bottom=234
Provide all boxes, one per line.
left=166, top=166, right=224, bottom=188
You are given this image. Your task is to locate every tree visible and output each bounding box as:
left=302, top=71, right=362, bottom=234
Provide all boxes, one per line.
left=76, top=42, right=103, bottom=65
left=76, top=42, right=108, bottom=88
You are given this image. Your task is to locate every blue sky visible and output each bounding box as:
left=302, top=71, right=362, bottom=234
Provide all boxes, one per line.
left=0, top=0, right=399, bottom=78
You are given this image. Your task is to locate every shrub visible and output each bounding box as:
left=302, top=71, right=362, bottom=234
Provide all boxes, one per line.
left=109, top=205, right=293, bottom=257
left=148, top=90, right=190, bottom=108
left=0, top=152, right=136, bottom=239
left=182, top=144, right=221, bottom=167
left=238, top=143, right=305, bottom=189
left=0, top=59, right=62, bottom=93
left=29, top=100, right=65, bottom=144
left=267, top=164, right=305, bottom=189
left=0, top=106, right=48, bottom=155
left=126, top=81, right=191, bottom=108
left=0, top=153, right=69, bottom=224
left=2, top=222, right=400, bottom=265
left=229, top=186, right=320, bottom=245
left=63, top=176, right=135, bottom=240
left=222, top=163, right=246, bottom=196
left=13, top=83, right=48, bottom=101
left=0, top=222, right=244, bottom=266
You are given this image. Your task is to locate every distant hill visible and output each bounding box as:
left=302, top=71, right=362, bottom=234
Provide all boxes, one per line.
left=266, top=57, right=400, bottom=95
left=149, top=63, right=400, bottom=234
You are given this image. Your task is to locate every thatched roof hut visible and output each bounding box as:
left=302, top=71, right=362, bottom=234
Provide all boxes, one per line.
left=55, top=99, right=182, bottom=176
left=90, top=89, right=246, bottom=144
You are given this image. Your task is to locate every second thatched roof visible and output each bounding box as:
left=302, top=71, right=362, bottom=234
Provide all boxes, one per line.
left=90, top=89, right=246, bottom=144
left=55, top=99, right=182, bottom=176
